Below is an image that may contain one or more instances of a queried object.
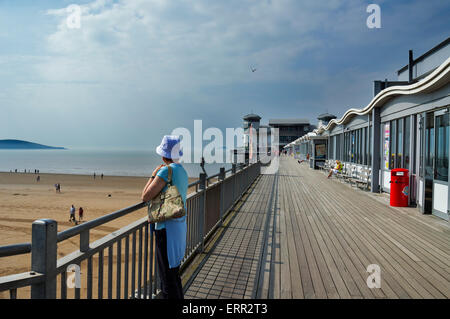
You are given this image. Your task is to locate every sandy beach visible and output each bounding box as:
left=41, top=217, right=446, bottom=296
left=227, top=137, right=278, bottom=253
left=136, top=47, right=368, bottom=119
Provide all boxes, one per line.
left=0, top=171, right=197, bottom=298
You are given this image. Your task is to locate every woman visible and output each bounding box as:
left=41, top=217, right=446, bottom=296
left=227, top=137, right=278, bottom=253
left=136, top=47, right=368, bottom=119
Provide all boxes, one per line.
left=141, top=135, right=188, bottom=299
left=327, top=160, right=343, bottom=179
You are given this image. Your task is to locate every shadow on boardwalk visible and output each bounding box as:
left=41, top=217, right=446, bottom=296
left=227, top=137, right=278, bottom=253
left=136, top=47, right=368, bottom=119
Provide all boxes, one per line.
left=184, top=157, right=450, bottom=299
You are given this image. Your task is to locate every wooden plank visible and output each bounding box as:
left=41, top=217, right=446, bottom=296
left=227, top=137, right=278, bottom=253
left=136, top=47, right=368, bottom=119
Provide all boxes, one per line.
left=279, top=176, right=304, bottom=298
left=273, top=184, right=281, bottom=299
left=278, top=175, right=292, bottom=299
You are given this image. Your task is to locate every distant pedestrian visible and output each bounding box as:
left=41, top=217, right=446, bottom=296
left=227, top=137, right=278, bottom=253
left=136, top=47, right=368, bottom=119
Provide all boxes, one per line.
left=36, top=175, right=40, bottom=182
left=69, top=205, right=76, bottom=223
left=94, top=173, right=96, bottom=179
left=101, top=173, right=103, bottom=180
left=78, top=207, right=84, bottom=221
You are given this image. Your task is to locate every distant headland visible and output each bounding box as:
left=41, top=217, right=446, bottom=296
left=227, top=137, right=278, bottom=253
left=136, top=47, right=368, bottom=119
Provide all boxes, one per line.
left=0, top=139, right=66, bottom=150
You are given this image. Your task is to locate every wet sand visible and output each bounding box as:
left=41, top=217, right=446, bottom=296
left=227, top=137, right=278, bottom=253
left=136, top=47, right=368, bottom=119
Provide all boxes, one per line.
left=0, top=172, right=197, bottom=298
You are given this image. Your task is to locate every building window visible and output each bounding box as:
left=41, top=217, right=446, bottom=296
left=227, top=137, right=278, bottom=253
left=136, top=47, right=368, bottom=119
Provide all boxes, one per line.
left=390, top=120, right=397, bottom=169
left=383, top=123, right=390, bottom=170
left=397, top=118, right=403, bottom=168
left=351, top=131, right=355, bottom=163
left=383, top=116, right=412, bottom=170
left=356, top=129, right=360, bottom=164
left=336, top=134, right=341, bottom=160
left=368, top=125, right=372, bottom=166
left=359, top=128, right=364, bottom=164
left=435, top=112, right=449, bottom=182
left=425, top=112, right=435, bottom=179
left=363, top=127, right=367, bottom=165
left=344, top=132, right=347, bottom=162
left=404, top=116, right=411, bottom=171
left=329, top=136, right=335, bottom=159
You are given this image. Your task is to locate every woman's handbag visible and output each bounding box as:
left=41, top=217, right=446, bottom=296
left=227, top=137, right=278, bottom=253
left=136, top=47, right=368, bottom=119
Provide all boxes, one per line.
left=148, top=165, right=186, bottom=223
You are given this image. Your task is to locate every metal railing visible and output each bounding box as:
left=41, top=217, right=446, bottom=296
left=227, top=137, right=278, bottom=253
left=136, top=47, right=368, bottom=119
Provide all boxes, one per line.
left=0, top=162, right=261, bottom=299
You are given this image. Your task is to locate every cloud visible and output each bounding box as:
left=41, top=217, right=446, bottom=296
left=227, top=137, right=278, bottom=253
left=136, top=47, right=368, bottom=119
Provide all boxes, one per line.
left=40, top=0, right=358, bottom=89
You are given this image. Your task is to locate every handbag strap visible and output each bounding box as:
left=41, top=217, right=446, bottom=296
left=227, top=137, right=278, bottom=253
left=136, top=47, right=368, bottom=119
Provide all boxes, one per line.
left=167, top=164, right=173, bottom=185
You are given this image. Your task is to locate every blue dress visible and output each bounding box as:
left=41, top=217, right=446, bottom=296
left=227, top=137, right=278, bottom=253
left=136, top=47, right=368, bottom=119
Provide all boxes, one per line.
left=153, top=163, right=188, bottom=268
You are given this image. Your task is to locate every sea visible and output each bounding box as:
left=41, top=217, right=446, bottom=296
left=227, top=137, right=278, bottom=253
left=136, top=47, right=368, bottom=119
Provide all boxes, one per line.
left=0, top=149, right=232, bottom=178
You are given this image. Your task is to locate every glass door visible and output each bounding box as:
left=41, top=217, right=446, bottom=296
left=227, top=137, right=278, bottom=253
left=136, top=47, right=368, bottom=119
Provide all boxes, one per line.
left=433, top=109, right=449, bottom=220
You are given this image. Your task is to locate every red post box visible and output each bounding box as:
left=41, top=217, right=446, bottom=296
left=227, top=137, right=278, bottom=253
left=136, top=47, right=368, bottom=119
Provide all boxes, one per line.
left=390, top=168, right=409, bottom=207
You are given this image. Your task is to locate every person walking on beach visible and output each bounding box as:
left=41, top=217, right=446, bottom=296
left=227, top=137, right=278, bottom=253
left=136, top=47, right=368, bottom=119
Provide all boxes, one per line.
left=101, top=173, right=103, bottom=180
left=78, top=207, right=84, bottom=222
left=69, top=205, right=76, bottom=223
left=93, top=172, right=96, bottom=179
left=141, top=135, right=187, bottom=300
left=36, top=175, right=40, bottom=182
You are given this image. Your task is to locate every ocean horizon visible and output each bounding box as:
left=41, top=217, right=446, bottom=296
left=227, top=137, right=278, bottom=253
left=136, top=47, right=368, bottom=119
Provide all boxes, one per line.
left=0, top=149, right=232, bottom=178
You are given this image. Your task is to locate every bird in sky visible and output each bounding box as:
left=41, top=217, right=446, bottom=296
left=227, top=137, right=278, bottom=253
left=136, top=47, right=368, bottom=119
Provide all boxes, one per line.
left=250, top=66, right=257, bottom=73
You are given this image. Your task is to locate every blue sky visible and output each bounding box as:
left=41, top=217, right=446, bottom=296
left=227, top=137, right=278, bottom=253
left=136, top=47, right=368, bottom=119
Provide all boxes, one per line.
left=0, top=0, right=449, bottom=149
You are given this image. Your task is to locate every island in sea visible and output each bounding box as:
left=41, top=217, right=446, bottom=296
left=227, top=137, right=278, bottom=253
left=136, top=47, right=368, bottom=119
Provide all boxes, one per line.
left=0, top=139, right=66, bottom=150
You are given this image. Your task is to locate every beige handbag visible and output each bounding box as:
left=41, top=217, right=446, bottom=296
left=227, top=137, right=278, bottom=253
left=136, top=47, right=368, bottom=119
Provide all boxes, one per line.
left=148, top=165, right=186, bottom=223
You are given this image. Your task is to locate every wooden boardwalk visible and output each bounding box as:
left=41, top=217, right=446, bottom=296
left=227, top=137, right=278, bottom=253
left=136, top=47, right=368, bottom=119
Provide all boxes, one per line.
left=184, top=157, right=450, bottom=299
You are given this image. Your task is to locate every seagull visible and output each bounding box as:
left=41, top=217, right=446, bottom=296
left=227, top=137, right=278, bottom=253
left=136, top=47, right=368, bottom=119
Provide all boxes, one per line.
left=250, top=66, right=257, bottom=73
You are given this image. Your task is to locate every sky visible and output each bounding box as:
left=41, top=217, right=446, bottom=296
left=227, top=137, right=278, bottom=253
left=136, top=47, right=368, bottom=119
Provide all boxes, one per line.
left=0, top=0, right=449, bottom=150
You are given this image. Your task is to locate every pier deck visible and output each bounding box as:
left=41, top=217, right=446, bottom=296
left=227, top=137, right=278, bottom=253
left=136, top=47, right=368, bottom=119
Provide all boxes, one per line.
left=184, top=157, right=450, bottom=299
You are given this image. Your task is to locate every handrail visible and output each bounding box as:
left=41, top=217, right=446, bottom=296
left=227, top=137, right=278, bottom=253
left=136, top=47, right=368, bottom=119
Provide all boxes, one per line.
left=0, top=272, right=44, bottom=291
left=0, top=243, right=32, bottom=258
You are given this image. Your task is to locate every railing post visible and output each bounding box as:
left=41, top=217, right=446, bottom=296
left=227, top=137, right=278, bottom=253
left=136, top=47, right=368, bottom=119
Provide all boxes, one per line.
left=80, top=230, right=90, bottom=252
left=219, top=167, right=225, bottom=225
left=31, top=219, right=57, bottom=299
left=231, top=164, right=236, bottom=202
left=199, top=173, right=207, bottom=252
